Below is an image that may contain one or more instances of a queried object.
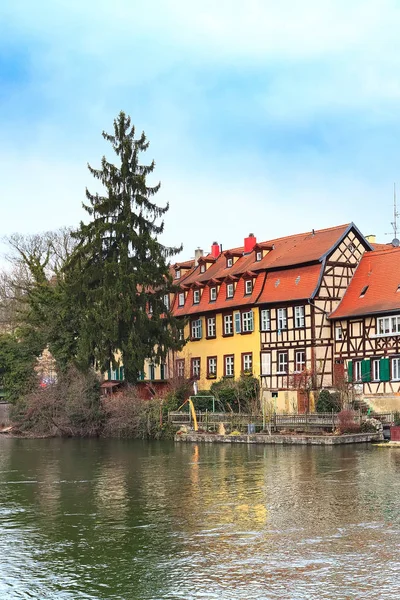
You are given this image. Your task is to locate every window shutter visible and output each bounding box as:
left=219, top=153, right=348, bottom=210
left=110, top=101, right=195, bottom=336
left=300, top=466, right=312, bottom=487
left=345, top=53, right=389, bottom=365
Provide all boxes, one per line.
left=347, top=360, right=353, bottom=381
left=380, top=357, right=390, bottom=382
left=119, top=366, right=124, bottom=381
left=249, top=310, right=254, bottom=331
left=261, top=353, right=271, bottom=375
left=361, top=359, right=370, bottom=382
left=107, top=368, right=112, bottom=381
left=234, top=312, right=241, bottom=333
left=199, top=320, right=203, bottom=339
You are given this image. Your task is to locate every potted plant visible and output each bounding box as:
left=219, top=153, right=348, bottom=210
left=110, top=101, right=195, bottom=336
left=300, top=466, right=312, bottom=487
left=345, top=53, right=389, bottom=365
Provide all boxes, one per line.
left=390, top=411, right=400, bottom=441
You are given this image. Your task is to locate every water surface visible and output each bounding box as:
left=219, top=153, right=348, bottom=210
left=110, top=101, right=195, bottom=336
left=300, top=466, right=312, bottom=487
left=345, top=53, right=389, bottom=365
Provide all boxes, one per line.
left=1, top=438, right=400, bottom=599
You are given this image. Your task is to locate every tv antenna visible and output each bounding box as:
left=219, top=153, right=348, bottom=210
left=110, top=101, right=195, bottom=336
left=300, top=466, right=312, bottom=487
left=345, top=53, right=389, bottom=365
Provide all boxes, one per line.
left=385, top=183, right=400, bottom=246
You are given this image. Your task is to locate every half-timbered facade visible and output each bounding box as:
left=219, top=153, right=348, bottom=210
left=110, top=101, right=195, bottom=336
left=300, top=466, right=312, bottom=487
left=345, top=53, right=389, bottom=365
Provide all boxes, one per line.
left=258, top=224, right=371, bottom=411
left=329, top=246, right=400, bottom=411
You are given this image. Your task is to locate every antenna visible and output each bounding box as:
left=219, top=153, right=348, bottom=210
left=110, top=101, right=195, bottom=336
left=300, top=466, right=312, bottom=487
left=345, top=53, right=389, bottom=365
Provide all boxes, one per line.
left=385, top=183, right=400, bottom=245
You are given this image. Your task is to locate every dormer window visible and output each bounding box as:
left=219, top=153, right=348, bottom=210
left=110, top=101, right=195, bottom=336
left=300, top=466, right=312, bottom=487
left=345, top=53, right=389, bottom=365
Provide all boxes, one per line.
left=175, top=269, right=181, bottom=279
left=245, top=280, right=252, bottom=295
left=178, top=292, right=185, bottom=307
left=256, top=251, right=262, bottom=262
left=360, top=285, right=369, bottom=298
left=210, top=287, right=217, bottom=301
left=200, top=264, right=206, bottom=273
left=193, top=290, right=200, bottom=304
left=227, top=283, right=234, bottom=298
left=226, top=257, right=233, bottom=268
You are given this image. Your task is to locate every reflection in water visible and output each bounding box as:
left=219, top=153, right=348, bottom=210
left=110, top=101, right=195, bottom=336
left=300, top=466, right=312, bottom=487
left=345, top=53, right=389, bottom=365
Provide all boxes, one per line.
left=1, top=439, right=400, bottom=598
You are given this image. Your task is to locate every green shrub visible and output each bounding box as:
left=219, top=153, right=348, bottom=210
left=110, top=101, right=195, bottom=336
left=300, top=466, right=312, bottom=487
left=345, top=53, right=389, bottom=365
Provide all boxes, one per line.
left=316, top=389, right=341, bottom=413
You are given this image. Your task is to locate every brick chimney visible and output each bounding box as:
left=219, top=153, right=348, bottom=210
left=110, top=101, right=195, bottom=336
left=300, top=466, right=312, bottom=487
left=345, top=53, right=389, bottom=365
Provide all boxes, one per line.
left=211, top=241, right=220, bottom=258
left=244, top=233, right=256, bottom=253
left=194, top=247, right=204, bottom=265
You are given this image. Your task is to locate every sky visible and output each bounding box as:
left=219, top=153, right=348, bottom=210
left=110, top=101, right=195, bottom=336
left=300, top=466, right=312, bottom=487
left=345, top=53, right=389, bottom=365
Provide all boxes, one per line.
left=2, top=0, right=400, bottom=262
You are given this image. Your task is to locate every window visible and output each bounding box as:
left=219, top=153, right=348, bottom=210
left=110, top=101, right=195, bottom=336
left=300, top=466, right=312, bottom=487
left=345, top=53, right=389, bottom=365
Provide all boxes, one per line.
left=191, top=358, right=201, bottom=379
left=193, top=290, right=200, bottom=304
left=277, top=308, right=287, bottom=330
left=175, top=269, right=181, bottom=279
left=377, top=315, right=400, bottom=336
left=224, top=355, right=234, bottom=377
left=360, top=285, right=369, bottom=298
left=163, top=294, right=170, bottom=310
left=294, top=306, right=305, bottom=328
left=392, top=357, right=400, bottom=381
left=207, top=316, right=216, bottom=338
left=178, top=327, right=185, bottom=341
left=335, top=326, right=343, bottom=341
left=226, top=257, right=233, bottom=268
left=178, top=292, right=185, bottom=307
left=234, top=312, right=241, bottom=333
left=354, top=360, right=362, bottom=382
left=176, top=359, right=185, bottom=378
left=261, top=352, right=271, bottom=375
left=242, top=310, right=254, bottom=333
left=160, top=363, right=168, bottom=380
left=148, top=302, right=153, bottom=314
left=277, top=352, right=288, bottom=374
left=256, top=251, right=262, bottom=261
left=148, top=364, right=155, bottom=380
left=245, top=280, right=252, bottom=295
left=295, top=350, right=306, bottom=373
left=226, top=283, right=234, bottom=298
left=210, top=287, right=217, bottom=301
left=224, top=314, right=233, bottom=335
left=242, top=353, right=252, bottom=374
left=372, top=359, right=380, bottom=381
left=200, top=264, right=206, bottom=273
left=207, top=356, right=217, bottom=378
left=260, top=309, right=271, bottom=331
left=191, top=318, right=202, bottom=339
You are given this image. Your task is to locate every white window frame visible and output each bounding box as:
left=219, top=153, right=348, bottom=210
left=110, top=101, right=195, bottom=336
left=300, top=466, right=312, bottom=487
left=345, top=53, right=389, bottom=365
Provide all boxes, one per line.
left=245, top=280, right=252, bottom=295
left=261, top=352, right=271, bottom=375
left=372, top=359, right=380, bottom=381
left=176, top=360, right=185, bottom=378
left=226, top=283, right=234, bottom=298
left=191, top=319, right=202, bottom=339
left=178, top=292, right=185, bottom=307
left=178, top=327, right=184, bottom=341
left=193, top=290, right=200, bottom=304
left=335, top=325, right=343, bottom=341
left=354, top=360, right=362, bottom=382
left=210, top=287, right=217, bottom=301
left=200, top=264, right=206, bottom=273
left=295, top=350, right=306, bottom=373
left=226, top=257, right=233, bottom=268
left=242, top=310, right=254, bottom=333
left=191, top=358, right=200, bottom=379
left=377, top=315, right=400, bottom=336
left=294, top=306, right=305, bottom=328
left=260, top=309, right=271, bottom=331
left=175, top=269, right=181, bottom=279
left=256, top=251, right=262, bottom=261
left=208, top=357, right=217, bottom=377
left=224, top=314, right=233, bottom=335
left=207, top=316, right=216, bottom=338
left=392, top=357, right=400, bottom=381
left=225, top=355, right=234, bottom=377
left=277, top=308, right=287, bottom=330
left=243, top=353, right=252, bottom=373
left=163, top=294, right=170, bottom=310
left=277, top=352, right=288, bottom=374
left=234, top=312, right=241, bottom=333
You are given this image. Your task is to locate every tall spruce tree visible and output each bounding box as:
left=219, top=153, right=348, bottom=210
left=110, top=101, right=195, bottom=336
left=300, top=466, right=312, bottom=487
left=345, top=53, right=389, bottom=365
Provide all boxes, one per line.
left=66, top=111, right=184, bottom=382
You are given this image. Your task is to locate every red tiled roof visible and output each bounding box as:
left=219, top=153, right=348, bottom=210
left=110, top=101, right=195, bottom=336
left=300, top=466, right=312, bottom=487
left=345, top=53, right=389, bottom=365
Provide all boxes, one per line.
left=330, top=247, right=400, bottom=319
left=371, top=242, right=395, bottom=251
left=256, top=264, right=323, bottom=304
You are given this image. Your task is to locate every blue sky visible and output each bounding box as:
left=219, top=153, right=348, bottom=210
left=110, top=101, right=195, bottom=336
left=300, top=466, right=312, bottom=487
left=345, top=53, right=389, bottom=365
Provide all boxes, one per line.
left=2, top=0, right=400, bottom=261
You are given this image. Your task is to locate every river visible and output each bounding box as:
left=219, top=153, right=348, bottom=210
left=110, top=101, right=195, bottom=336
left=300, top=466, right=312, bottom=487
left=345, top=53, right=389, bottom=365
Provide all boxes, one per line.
left=0, top=438, right=399, bottom=599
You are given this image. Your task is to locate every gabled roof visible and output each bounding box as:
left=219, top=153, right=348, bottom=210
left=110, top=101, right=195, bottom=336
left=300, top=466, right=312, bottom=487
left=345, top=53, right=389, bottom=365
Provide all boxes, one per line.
left=256, top=264, right=323, bottom=305
left=330, top=247, right=400, bottom=319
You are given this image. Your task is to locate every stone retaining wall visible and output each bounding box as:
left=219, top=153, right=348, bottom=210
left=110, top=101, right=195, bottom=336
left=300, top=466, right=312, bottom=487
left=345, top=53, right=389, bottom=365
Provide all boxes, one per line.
left=0, top=403, right=10, bottom=427
left=175, top=432, right=383, bottom=445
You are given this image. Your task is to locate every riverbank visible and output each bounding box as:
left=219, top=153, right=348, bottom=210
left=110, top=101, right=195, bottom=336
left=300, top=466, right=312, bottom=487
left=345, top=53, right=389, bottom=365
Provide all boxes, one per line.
left=175, top=432, right=383, bottom=445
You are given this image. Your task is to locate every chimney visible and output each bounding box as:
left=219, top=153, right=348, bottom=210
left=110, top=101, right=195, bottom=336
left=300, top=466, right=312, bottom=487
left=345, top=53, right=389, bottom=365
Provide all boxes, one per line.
left=211, top=241, right=220, bottom=258
left=244, top=233, right=257, bottom=253
left=194, top=247, right=204, bottom=265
